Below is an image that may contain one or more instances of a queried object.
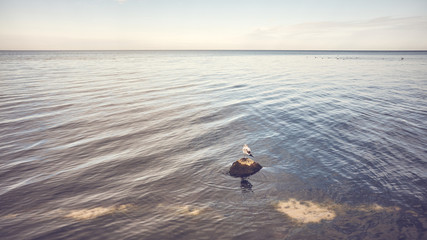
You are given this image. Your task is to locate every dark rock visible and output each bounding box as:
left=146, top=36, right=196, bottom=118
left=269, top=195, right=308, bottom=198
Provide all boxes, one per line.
left=229, top=158, right=262, bottom=178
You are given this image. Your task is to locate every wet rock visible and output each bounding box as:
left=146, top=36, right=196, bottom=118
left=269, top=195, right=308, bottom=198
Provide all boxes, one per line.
left=229, top=158, right=262, bottom=178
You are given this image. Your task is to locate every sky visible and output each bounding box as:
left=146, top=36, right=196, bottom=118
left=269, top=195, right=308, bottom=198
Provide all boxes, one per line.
left=0, top=0, right=426, bottom=50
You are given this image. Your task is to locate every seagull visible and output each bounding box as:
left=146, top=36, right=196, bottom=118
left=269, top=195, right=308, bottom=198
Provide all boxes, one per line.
left=242, top=144, right=254, bottom=158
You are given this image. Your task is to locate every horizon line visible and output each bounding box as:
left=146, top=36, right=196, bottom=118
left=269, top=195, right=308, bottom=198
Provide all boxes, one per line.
left=1, top=49, right=427, bottom=52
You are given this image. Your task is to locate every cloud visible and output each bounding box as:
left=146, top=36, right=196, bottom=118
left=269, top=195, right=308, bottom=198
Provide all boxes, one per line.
left=115, top=0, right=127, bottom=3
left=246, top=16, right=427, bottom=50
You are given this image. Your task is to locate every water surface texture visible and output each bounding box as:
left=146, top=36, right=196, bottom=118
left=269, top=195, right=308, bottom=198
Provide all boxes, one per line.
left=1, top=51, right=426, bottom=239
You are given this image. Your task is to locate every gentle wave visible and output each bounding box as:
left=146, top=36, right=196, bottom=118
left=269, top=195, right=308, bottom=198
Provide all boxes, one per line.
left=0, top=51, right=426, bottom=240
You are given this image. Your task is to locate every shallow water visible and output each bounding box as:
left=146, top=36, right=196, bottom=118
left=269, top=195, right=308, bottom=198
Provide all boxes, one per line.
left=0, top=50, right=426, bottom=239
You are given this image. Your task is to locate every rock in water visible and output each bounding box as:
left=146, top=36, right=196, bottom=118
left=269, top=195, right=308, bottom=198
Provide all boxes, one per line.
left=229, top=158, right=262, bottom=178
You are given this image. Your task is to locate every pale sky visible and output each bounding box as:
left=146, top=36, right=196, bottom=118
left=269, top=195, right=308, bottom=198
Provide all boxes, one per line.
left=1, top=0, right=426, bottom=50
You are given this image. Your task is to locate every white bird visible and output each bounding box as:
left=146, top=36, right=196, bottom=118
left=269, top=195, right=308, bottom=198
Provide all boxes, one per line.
left=242, top=144, right=254, bottom=158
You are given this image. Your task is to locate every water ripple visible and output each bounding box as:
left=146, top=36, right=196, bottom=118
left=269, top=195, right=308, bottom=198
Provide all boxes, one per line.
left=1, top=51, right=426, bottom=240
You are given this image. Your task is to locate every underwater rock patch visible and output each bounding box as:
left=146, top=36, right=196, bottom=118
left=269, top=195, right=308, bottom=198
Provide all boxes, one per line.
left=2, top=214, right=18, bottom=219
left=157, top=203, right=210, bottom=217
left=354, top=203, right=400, bottom=212
left=156, top=203, right=226, bottom=220
left=275, top=198, right=336, bottom=224
left=65, top=204, right=133, bottom=220
left=229, top=158, right=262, bottom=178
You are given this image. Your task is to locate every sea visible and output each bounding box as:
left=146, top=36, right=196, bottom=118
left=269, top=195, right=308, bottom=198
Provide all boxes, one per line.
left=0, top=50, right=426, bottom=240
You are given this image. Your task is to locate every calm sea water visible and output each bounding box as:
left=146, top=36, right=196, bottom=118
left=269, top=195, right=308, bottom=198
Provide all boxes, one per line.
left=0, top=50, right=426, bottom=240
